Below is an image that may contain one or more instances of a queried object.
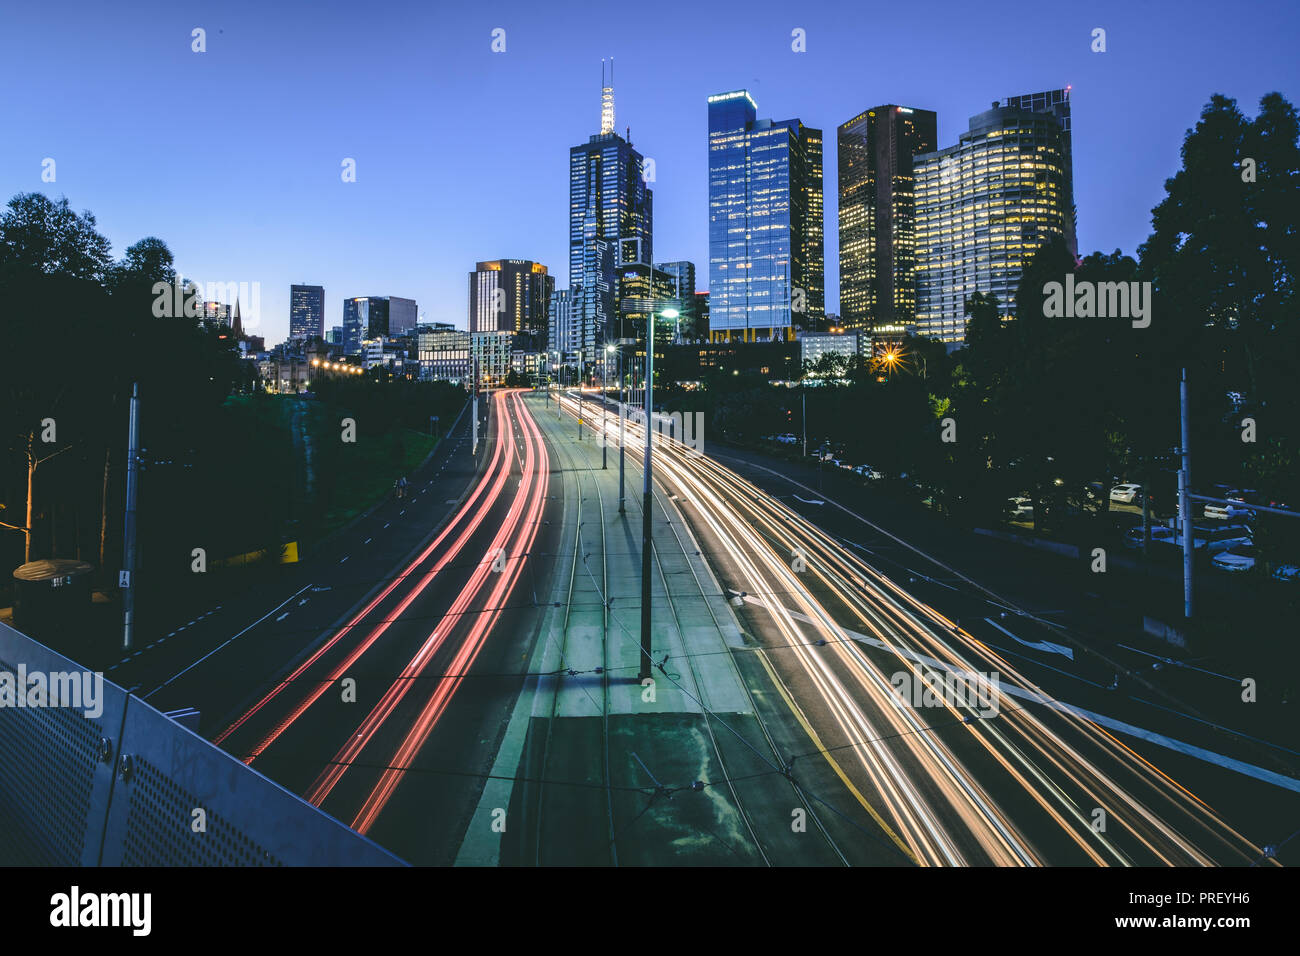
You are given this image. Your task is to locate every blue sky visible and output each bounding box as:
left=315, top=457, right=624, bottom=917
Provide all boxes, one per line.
left=2, top=0, right=1296, bottom=343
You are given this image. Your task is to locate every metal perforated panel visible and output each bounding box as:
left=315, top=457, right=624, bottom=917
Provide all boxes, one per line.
left=120, top=756, right=282, bottom=866
left=0, top=658, right=97, bottom=864
left=0, top=622, right=404, bottom=867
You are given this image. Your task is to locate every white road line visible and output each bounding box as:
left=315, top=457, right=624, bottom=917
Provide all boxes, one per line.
left=339, top=555, right=349, bottom=563
left=141, top=583, right=315, bottom=700
left=984, top=617, right=1074, bottom=660
left=793, top=494, right=825, bottom=505
left=275, top=612, right=289, bottom=622
left=364, top=537, right=372, bottom=544
left=383, top=522, right=390, bottom=529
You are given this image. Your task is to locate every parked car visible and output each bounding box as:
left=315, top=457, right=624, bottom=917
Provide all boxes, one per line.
left=1109, top=484, right=1142, bottom=504
left=1272, top=564, right=1300, bottom=583
left=1212, top=546, right=1258, bottom=573
left=854, top=464, right=884, bottom=480
left=1204, top=500, right=1255, bottom=521
left=776, top=433, right=798, bottom=444
left=1007, top=496, right=1034, bottom=518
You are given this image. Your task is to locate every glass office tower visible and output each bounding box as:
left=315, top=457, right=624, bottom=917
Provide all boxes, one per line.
left=289, top=284, right=325, bottom=341
left=708, top=90, right=824, bottom=342
left=837, top=106, right=937, bottom=338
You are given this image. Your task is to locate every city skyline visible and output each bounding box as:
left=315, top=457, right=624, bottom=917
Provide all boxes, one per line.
left=3, top=0, right=1296, bottom=345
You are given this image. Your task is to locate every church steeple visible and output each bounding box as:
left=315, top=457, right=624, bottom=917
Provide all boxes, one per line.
left=231, top=298, right=243, bottom=339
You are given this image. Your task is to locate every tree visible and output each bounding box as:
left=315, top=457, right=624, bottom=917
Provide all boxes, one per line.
left=0, top=193, right=112, bottom=282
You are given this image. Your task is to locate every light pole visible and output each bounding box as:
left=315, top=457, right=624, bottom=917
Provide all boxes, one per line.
left=615, top=338, right=633, bottom=513
left=639, top=308, right=678, bottom=680
left=577, top=349, right=583, bottom=441
left=602, top=344, right=613, bottom=469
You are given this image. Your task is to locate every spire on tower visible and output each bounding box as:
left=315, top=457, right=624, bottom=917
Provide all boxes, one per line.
left=600, top=57, right=615, bottom=134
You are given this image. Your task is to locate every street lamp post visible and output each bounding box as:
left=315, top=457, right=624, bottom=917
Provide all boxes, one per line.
left=639, top=308, right=678, bottom=680
left=603, top=344, right=613, bottom=469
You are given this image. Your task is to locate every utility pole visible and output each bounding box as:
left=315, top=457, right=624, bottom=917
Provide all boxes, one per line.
left=1179, top=368, right=1193, bottom=619
left=121, top=382, right=140, bottom=650
left=601, top=349, right=608, bottom=469
left=639, top=327, right=654, bottom=680
left=802, top=389, right=807, bottom=458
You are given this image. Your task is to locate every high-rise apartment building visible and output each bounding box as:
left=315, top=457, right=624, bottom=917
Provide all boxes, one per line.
left=570, top=62, right=653, bottom=358
left=838, top=106, right=937, bottom=338
left=468, top=260, right=554, bottom=348
left=289, top=284, right=325, bottom=341
left=913, top=105, right=1070, bottom=342
left=707, top=90, right=824, bottom=342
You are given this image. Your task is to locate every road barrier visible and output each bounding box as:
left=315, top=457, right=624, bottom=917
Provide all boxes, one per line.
left=0, top=620, right=403, bottom=866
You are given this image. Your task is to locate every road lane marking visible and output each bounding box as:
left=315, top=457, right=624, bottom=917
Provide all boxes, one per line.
left=984, top=618, right=1074, bottom=660
left=142, top=583, right=315, bottom=700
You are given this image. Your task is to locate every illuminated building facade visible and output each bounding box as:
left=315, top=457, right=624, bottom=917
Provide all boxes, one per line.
left=838, top=105, right=937, bottom=338
left=468, top=259, right=554, bottom=349
left=999, top=88, right=1076, bottom=257
left=913, top=105, right=1069, bottom=343
left=708, top=90, right=824, bottom=342
left=289, top=284, right=325, bottom=341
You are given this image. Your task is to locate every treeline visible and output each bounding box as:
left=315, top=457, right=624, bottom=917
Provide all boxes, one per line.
left=0, top=193, right=280, bottom=610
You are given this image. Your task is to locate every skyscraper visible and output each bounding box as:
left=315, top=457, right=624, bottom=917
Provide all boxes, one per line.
left=468, top=260, right=554, bottom=347
left=913, top=105, right=1070, bottom=342
left=708, top=90, right=824, bottom=342
left=999, top=88, right=1076, bottom=257
left=570, top=61, right=653, bottom=357
left=838, top=105, right=937, bottom=337
left=290, top=284, right=325, bottom=341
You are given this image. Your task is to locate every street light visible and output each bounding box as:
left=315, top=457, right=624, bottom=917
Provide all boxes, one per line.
left=602, top=343, right=614, bottom=470
left=640, top=307, right=678, bottom=680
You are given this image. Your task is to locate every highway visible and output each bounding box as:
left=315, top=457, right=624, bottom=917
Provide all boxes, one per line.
left=556, top=387, right=1280, bottom=866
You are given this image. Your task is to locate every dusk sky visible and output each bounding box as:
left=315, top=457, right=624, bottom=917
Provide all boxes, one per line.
left=3, top=0, right=1296, bottom=342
